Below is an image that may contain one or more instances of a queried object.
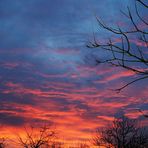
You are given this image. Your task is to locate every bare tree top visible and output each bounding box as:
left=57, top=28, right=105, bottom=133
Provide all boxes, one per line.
left=87, top=0, right=148, bottom=92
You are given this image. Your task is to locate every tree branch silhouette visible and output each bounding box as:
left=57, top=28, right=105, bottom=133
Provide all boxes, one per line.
left=17, top=125, right=56, bottom=148
left=87, top=0, right=148, bottom=92
left=92, top=116, right=148, bottom=147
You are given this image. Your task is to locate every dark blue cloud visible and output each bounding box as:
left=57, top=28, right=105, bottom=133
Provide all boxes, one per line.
left=0, top=0, right=147, bottom=141
left=0, top=112, right=25, bottom=126
left=0, top=0, right=133, bottom=49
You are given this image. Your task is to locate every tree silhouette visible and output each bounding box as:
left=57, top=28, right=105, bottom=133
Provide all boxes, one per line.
left=0, top=137, right=6, bottom=148
left=92, top=116, right=148, bottom=148
left=87, top=0, right=148, bottom=92
left=18, top=125, right=56, bottom=148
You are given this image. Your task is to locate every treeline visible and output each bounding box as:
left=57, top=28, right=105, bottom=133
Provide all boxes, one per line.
left=0, top=116, right=148, bottom=148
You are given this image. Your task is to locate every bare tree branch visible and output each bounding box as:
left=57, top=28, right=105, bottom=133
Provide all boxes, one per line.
left=17, top=125, right=56, bottom=148
left=87, top=0, right=148, bottom=92
left=92, top=116, right=148, bottom=147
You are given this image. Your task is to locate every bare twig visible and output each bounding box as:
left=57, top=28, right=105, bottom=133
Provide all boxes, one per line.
left=87, top=0, right=148, bottom=92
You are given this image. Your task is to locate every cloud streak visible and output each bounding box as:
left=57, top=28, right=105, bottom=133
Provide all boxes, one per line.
left=0, top=0, right=147, bottom=145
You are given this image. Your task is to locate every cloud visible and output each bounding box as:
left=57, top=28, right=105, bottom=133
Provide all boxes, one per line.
left=0, top=0, right=147, bottom=144
left=97, top=70, right=135, bottom=84
left=0, top=112, right=25, bottom=126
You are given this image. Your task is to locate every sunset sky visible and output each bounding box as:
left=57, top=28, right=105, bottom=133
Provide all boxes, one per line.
left=0, top=0, right=147, bottom=146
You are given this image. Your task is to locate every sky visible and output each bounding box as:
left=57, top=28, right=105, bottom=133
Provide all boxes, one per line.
left=0, top=0, right=148, bottom=146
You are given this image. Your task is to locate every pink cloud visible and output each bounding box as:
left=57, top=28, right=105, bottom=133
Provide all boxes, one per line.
left=94, top=69, right=135, bottom=84
left=97, top=115, right=114, bottom=121
left=54, top=48, right=80, bottom=55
